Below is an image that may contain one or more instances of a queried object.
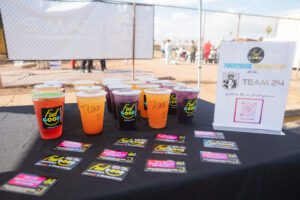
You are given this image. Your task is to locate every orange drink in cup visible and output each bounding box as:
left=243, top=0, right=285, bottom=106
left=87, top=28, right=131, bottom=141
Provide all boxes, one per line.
left=136, top=84, right=160, bottom=118
left=144, top=88, right=172, bottom=129
left=76, top=90, right=106, bottom=135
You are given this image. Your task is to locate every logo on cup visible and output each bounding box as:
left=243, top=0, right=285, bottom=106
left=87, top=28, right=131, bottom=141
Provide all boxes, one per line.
left=247, top=47, right=264, bottom=63
left=184, top=99, right=197, bottom=115
left=121, top=103, right=136, bottom=120
left=169, top=93, right=177, bottom=108
left=42, top=106, right=62, bottom=129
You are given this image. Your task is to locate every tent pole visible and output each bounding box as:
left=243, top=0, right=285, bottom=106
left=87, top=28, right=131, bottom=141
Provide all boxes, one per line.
left=132, top=3, right=136, bottom=80
left=197, top=0, right=203, bottom=97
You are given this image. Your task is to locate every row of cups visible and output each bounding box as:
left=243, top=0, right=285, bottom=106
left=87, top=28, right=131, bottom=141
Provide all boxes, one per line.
left=31, top=77, right=199, bottom=140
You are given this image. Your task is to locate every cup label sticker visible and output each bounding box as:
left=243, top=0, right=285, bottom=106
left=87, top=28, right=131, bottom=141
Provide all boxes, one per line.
left=98, top=149, right=136, bottom=163
left=200, top=151, right=241, bottom=165
left=82, top=162, right=130, bottom=181
left=203, top=139, right=239, bottom=150
left=145, top=160, right=187, bottom=173
left=152, top=144, right=187, bottom=155
left=143, top=94, right=148, bottom=110
left=35, top=154, right=82, bottom=170
left=120, top=103, right=137, bottom=122
left=114, top=137, right=148, bottom=148
left=194, top=131, right=225, bottom=139
left=54, top=140, right=92, bottom=153
left=156, top=133, right=185, bottom=143
left=0, top=173, right=57, bottom=196
left=183, top=98, right=197, bottom=116
left=41, top=106, right=62, bottom=129
left=169, top=93, right=177, bottom=108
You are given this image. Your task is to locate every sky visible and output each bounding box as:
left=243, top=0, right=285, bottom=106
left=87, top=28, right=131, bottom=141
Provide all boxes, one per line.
left=120, top=0, right=300, bottom=46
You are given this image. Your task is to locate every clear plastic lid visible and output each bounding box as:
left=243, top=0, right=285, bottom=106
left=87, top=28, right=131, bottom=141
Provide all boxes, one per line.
left=148, top=80, right=172, bottom=84
left=124, top=80, right=146, bottom=85
left=102, top=80, right=123, bottom=86
left=112, top=89, right=141, bottom=96
left=34, top=84, right=62, bottom=89
left=32, top=91, right=64, bottom=99
left=136, top=84, right=160, bottom=89
left=75, top=86, right=102, bottom=91
left=162, top=82, right=186, bottom=88
left=72, top=80, right=95, bottom=85
left=173, top=87, right=199, bottom=93
left=144, top=88, right=172, bottom=95
left=107, top=84, right=132, bottom=90
left=76, top=90, right=106, bottom=98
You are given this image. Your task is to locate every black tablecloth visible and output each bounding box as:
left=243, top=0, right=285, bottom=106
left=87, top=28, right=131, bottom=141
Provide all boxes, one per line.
left=1, top=100, right=300, bottom=200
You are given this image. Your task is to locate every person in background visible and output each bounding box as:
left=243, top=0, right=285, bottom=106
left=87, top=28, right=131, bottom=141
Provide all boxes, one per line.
left=100, top=59, right=107, bottom=72
left=81, top=59, right=93, bottom=73
left=189, top=40, right=197, bottom=63
left=164, top=39, right=172, bottom=64
left=160, top=40, right=166, bottom=58
left=203, top=40, right=212, bottom=64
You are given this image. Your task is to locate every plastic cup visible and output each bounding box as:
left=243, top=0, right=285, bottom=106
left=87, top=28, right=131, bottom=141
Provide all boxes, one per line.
left=136, top=84, right=160, bottom=118
left=136, top=76, right=158, bottom=82
left=76, top=90, right=107, bottom=135
left=107, top=84, right=132, bottom=118
left=102, top=78, right=123, bottom=82
left=144, top=88, right=172, bottom=129
left=174, top=87, right=199, bottom=124
left=161, top=82, right=187, bottom=115
left=32, top=91, right=65, bottom=140
left=33, top=84, right=64, bottom=93
left=102, top=80, right=123, bottom=113
left=124, top=80, right=146, bottom=89
left=112, top=89, right=141, bottom=130
left=74, top=86, right=102, bottom=91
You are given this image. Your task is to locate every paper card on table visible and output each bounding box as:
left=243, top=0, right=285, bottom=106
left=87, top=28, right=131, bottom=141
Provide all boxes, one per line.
left=145, top=159, right=187, bottom=173
left=82, top=162, right=130, bottom=181
left=35, top=154, right=82, bottom=170
left=114, top=137, right=148, bottom=148
left=54, top=140, right=92, bottom=153
left=203, top=139, right=238, bottom=150
left=194, top=131, right=225, bottom=139
left=0, top=173, right=57, bottom=196
left=200, top=151, right=241, bottom=165
left=97, top=149, right=136, bottom=163
left=152, top=144, right=187, bottom=156
left=155, top=133, right=185, bottom=143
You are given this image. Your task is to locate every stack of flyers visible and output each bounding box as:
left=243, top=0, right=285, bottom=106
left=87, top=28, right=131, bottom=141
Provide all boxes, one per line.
left=194, top=131, right=225, bottom=139
left=82, top=162, right=130, bottom=181
left=152, top=144, right=187, bottom=156
left=98, top=149, right=136, bottom=163
left=114, top=137, right=148, bottom=148
left=203, top=139, right=238, bottom=150
left=35, top=154, right=82, bottom=170
left=145, top=159, right=187, bottom=173
left=54, top=140, right=92, bottom=153
left=0, top=173, right=57, bottom=196
left=155, top=133, right=185, bottom=144
left=200, top=151, right=241, bottom=165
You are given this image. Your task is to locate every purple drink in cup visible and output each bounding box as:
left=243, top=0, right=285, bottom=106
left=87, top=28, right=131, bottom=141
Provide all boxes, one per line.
left=161, top=82, right=186, bottom=115
left=107, top=84, right=132, bottom=118
left=112, top=89, right=141, bottom=130
left=173, top=87, right=199, bottom=124
left=102, top=80, right=122, bottom=113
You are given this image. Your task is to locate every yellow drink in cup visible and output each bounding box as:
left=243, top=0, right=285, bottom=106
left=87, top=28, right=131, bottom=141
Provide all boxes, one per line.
left=76, top=90, right=106, bottom=135
left=144, top=88, right=172, bottom=129
left=136, top=84, right=160, bottom=118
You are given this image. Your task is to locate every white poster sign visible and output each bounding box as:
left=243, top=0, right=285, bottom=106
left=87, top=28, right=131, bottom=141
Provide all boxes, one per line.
left=0, top=0, right=154, bottom=60
left=213, top=42, right=296, bottom=135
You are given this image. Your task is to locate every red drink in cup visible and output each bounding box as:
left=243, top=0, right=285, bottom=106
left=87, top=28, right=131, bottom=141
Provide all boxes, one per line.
left=32, top=92, right=65, bottom=140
